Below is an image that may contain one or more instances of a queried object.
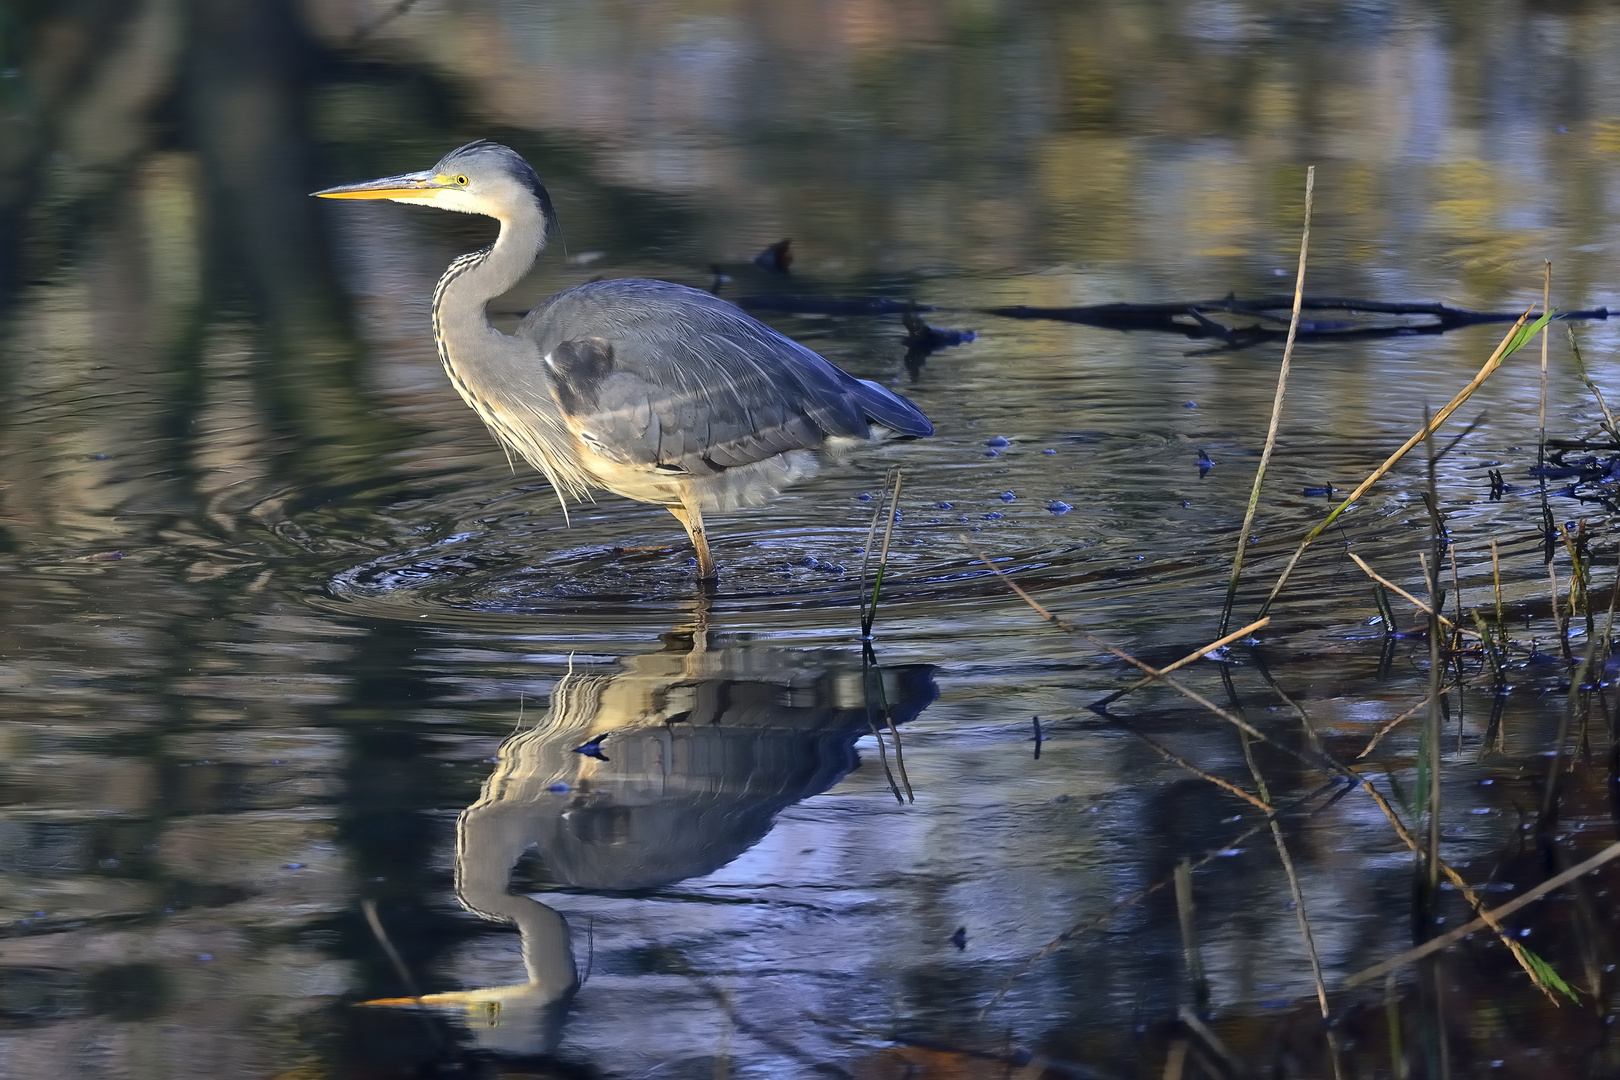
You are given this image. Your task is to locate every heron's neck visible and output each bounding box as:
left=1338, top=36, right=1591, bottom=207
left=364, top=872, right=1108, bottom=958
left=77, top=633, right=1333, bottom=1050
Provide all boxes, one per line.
left=456, top=804, right=578, bottom=993
left=432, top=207, right=546, bottom=353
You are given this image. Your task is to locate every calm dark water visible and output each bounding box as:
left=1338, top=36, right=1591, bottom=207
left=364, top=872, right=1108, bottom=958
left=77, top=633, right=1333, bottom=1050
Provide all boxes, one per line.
left=3, top=2, right=1620, bottom=1078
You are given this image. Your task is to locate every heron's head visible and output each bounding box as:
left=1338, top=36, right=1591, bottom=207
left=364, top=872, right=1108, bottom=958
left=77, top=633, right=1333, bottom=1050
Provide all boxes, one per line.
left=313, top=140, right=556, bottom=231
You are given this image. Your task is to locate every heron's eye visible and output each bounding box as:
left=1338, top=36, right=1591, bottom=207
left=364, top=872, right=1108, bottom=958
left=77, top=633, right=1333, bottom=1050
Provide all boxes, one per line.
left=455, top=175, right=469, bottom=186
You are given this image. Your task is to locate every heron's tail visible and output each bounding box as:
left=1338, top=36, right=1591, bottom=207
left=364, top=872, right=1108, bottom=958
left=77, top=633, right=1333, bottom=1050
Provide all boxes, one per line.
left=853, top=380, right=934, bottom=438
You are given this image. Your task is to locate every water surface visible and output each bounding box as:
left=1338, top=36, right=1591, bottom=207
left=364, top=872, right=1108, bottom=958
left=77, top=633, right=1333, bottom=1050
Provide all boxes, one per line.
left=3, top=3, right=1620, bottom=1077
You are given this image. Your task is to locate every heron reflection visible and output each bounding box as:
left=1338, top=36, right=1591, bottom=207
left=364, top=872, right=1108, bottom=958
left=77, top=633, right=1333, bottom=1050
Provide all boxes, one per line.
left=370, top=635, right=937, bottom=1055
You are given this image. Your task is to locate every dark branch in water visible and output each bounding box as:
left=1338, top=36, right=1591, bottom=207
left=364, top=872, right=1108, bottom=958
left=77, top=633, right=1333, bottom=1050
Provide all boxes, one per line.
left=983, top=295, right=1609, bottom=351
left=733, top=295, right=930, bottom=316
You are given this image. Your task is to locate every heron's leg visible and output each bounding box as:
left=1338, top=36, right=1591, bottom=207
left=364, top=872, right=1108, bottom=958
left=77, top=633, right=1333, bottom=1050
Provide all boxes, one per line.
left=667, top=501, right=716, bottom=581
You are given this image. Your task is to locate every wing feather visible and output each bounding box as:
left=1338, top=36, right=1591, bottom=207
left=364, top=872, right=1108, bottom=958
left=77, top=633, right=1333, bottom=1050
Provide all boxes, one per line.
left=520, top=280, right=930, bottom=475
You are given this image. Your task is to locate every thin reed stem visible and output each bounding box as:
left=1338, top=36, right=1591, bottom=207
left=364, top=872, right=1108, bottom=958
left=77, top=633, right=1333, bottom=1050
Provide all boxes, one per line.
left=1129, top=727, right=1272, bottom=811
left=1260, top=306, right=1548, bottom=615
left=1566, top=325, right=1620, bottom=443
left=975, top=781, right=1350, bottom=1019
left=1539, top=261, right=1551, bottom=471
left=1424, top=422, right=1444, bottom=904
left=1173, top=859, right=1209, bottom=1011
left=861, top=469, right=904, bottom=638
left=1356, top=693, right=1440, bottom=759
left=1345, top=840, right=1620, bottom=988
left=1347, top=552, right=1473, bottom=637
left=865, top=645, right=915, bottom=803
left=1220, top=166, right=1314, bottom=636
left=1492, top=539, right=1504, bottom=629
left=1091, top=617, right=1270, bottom=711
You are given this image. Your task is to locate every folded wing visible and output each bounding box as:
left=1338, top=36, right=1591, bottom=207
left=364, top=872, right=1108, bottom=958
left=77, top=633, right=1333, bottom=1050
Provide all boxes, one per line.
left=521, top=280, right=931, bottom=477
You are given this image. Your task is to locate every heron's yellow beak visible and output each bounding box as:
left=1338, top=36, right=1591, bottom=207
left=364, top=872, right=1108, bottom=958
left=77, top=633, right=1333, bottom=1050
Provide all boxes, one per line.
left=312, top=170, right=451, bottom=200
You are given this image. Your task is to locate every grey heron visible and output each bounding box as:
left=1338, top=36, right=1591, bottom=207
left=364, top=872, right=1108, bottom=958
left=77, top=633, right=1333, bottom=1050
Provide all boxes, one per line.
left=314, top=141, right=933, bottom=579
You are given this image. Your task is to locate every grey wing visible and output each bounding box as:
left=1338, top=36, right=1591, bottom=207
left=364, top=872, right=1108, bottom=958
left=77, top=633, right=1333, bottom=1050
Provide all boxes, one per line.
left=523, top=280, right=931, bottom=476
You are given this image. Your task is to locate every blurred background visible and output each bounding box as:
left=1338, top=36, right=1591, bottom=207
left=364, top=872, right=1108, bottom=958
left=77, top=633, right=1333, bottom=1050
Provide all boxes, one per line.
left=4, top=1, right=1620, bottom=1077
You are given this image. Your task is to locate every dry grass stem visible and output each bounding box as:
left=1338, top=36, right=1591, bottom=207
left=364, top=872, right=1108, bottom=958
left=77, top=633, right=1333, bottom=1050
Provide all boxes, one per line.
left=1492, top=539, right=1504, bottom=628
left=976, top=780, right=1344, bottom=1018
left=362, top=898, right=427, bottom=1004
left=1345, top=840, right=1620, bottom=988
left=1549, top=561, right=1573, bottom=666
left=1239, top=723, right=1335, bottom=1052
left=860, top=469, right=905, bottom=637
left=1347, top=552, right=1475, bottom=637
left=1177, top=1006, right=1247, bottom=1075
left=1539, top=261, right=1552, bottom=469
left=1130, top=727, right=1273, bottom=811
left=1356, top=693, right=1440, bottom=759
left=1161, top=1041, right=1189, bottom=1080
left=1220, top=165, right=1314, bottom=635
left=1566, top=325, right=1620, bottom=442
left=1092, top=616, right=1271, bottom=710
left=1354, top=775, right=1559, bottom=997
left=1448, top=543, right=1464, bottom=651
left=1260, top=306, right=1541, bottom=615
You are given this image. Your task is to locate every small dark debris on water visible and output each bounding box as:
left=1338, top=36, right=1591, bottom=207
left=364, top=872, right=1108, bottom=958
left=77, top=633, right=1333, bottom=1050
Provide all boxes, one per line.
left=80, top=551, right=124, bottom=562
left=1197, top=450, right=1215, bottom=477
left=1047, top=501, right=1072, bottom=515
left=753, top=238, right=793, bottom=274
left=986, top=436, right=1011, bottom=449
left=984, top=449, right=999, bottom=458
left=984, top=512, right=1004, bottom=521
left=1032, top=715, right=1043, bottom=759
left=1526, top=441, right=1620, bottom=509
left=1042, top=447, right=1057, bottom=455
left=572, top=737, right=609, bottom=762
left=857, top=492, right=873, bottom=501
left=1302, top=485, right=1335, bottom=497
left=902, top=307, right=977, bottom=357
left=1000, top=491, right=1016, bottom=502
left=1183, top=401, right=1197, bottom=409
left=950, top=926, right=968, bottom=951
